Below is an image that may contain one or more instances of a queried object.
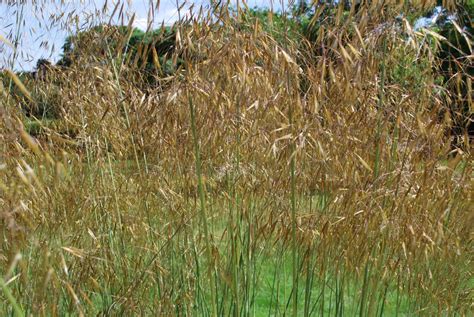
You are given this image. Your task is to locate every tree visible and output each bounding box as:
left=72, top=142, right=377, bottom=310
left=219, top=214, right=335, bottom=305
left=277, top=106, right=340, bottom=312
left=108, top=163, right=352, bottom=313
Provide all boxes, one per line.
left=435, top=2, right=473, bottom=149
left=33, top=58, right=53, bottom=81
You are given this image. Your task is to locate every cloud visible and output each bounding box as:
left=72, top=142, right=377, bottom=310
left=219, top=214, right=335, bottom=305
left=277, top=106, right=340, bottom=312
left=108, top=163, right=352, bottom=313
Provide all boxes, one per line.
left=133, top=17, right=150, bottom=29
left=132, top=9, right=181, bottom=29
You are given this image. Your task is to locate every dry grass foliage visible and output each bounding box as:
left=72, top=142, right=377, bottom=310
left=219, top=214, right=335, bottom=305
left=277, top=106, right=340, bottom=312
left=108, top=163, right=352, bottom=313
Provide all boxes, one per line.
left=0, top=1, right=472, bottom=315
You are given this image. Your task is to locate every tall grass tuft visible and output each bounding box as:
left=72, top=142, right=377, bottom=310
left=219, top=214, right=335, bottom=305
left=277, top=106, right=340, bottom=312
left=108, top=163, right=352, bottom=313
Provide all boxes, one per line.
left=0, top=0, right=472, bottom=315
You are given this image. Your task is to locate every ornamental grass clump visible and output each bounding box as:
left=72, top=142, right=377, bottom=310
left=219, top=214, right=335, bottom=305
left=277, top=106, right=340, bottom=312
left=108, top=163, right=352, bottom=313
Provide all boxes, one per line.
left=0, top=1, right=472, bottom=315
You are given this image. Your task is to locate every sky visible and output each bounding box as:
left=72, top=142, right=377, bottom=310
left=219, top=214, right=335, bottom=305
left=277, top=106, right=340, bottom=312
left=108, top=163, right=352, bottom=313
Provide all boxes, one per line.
left=0, top=0, right=292, bottom=71
left=0, top=1, right=440, bottom=71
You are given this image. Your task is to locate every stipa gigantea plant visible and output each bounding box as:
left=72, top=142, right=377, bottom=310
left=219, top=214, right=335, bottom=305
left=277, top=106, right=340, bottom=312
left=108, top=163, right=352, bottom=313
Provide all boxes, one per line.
left=0, top=272, right=24, bottom=316
left=0, top=0, right=472, bottom=315
left=189, top=95, right=218, bottom=317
